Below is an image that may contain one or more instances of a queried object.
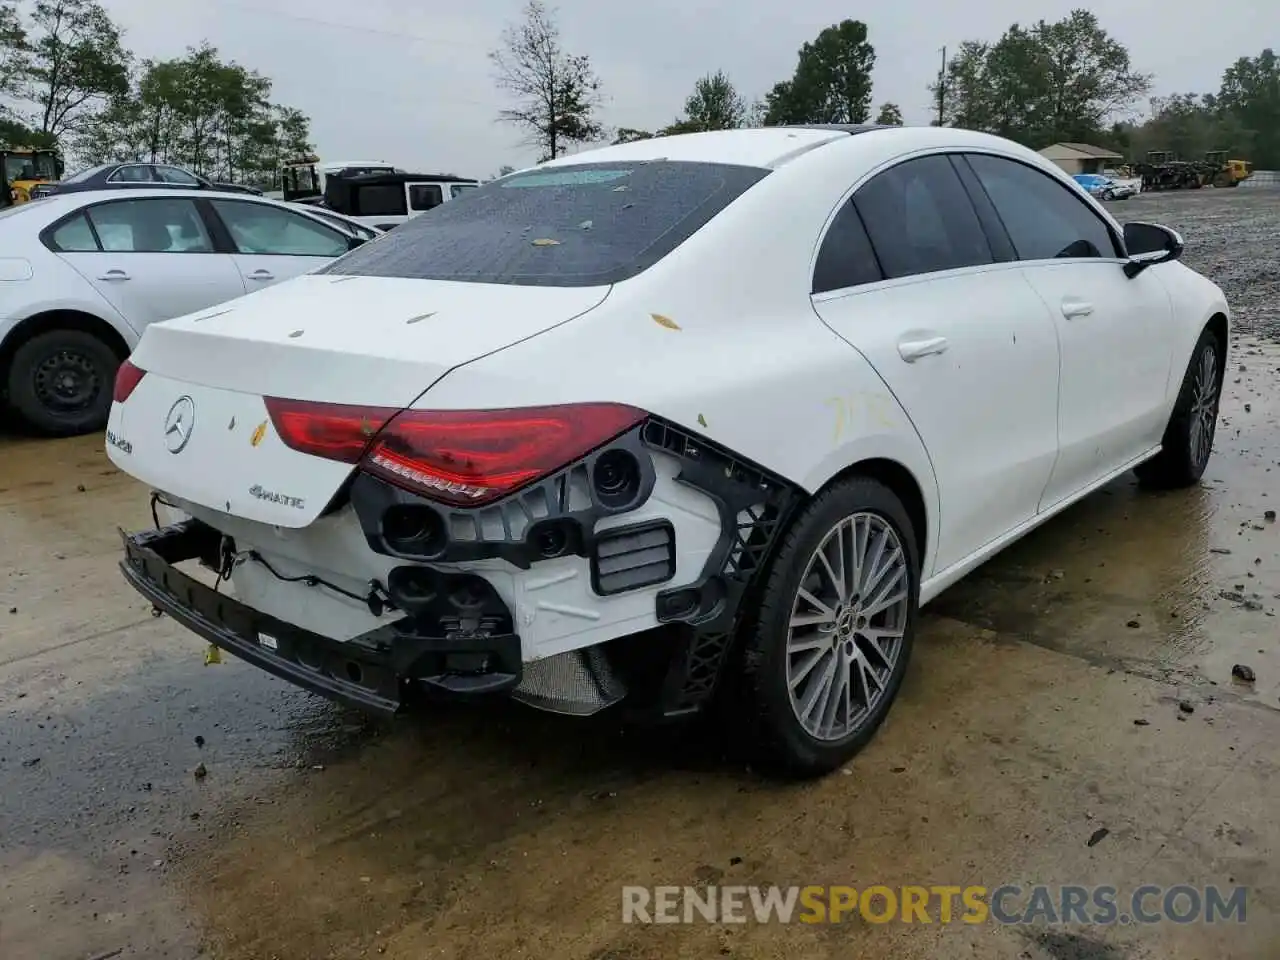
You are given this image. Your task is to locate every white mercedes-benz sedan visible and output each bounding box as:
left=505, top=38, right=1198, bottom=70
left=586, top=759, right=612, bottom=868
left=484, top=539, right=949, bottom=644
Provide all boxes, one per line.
left=0, top=188, right=375, bottom=435
left=106, top=125, right=1229, bottom=777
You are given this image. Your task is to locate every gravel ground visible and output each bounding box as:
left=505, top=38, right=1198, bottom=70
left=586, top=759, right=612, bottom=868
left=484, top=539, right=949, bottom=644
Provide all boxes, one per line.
left=1116, top=183, right=1280, bottom=339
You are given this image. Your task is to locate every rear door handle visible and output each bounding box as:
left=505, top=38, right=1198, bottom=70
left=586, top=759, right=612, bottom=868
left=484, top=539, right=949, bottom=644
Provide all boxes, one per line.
left=1061, top=299, right=1094, bottom=319
left=97, top=269, right=130, bottom=281
left=898, top=336, right=949, bottom=362
left=246, top=269, right=274, bottom=281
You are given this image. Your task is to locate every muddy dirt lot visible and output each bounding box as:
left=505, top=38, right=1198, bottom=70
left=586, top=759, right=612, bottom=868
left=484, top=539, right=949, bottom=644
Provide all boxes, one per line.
left=3, top=186, right=1280, bottom=960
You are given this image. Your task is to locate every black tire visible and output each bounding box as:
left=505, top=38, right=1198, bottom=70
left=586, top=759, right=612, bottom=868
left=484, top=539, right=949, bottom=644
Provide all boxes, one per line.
left=737, top=476, right=920, bottom=778
left=6, top=328, right=120, bottom=436
left=1135, top=326, right=1222, bottom=489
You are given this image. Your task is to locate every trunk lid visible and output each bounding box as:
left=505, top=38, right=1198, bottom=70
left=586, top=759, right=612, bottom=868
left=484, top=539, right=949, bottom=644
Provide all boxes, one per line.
left=110, top=275, right=610, bottom=528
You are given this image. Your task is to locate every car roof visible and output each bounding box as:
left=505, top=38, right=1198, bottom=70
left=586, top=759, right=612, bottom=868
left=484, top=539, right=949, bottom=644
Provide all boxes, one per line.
left=539, top=124, right=1027, bottom=172
left=26, top=188, right=368, bottom=231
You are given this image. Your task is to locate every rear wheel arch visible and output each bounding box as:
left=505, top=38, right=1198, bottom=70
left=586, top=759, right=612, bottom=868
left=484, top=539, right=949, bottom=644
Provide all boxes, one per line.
left=1, top=308, right=132, bottom=384
left=1, top=309, right=132, bottom=434
left=815, top=457, right=929, bottom=573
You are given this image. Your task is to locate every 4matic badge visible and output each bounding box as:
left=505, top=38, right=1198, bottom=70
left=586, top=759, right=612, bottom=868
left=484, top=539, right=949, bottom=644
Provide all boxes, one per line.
left=249, top=484, right=305, bottom=510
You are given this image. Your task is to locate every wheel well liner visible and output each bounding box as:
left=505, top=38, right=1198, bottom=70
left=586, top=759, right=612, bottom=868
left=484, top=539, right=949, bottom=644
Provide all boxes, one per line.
left=822, top=457, right=929, bottom=565
left=0, top=309, right=130, bottom=392
left=1205, top=312, right=1228, bottom=380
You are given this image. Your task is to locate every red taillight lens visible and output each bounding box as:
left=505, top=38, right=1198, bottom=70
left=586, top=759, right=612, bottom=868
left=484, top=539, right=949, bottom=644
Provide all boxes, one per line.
left=113, top=359, right=146, bottom=403
left=266, top=399, right=648, bottom=506
left=265, top=397, right=399, bottom=463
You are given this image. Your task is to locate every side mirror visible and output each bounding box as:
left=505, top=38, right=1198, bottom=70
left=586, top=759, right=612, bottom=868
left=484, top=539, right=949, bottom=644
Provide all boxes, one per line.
left=1123, top=221, right=1183, bottom=278
left=347, top=234, right=367, bottom=250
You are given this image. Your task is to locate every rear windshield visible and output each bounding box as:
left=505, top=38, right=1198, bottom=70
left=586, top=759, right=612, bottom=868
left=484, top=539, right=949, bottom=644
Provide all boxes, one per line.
left=320, top=160, right=770, bottom=287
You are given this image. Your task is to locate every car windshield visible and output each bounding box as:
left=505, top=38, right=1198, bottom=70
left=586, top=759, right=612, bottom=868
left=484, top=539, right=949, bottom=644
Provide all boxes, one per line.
left=321, top=160, right=770, bottom=287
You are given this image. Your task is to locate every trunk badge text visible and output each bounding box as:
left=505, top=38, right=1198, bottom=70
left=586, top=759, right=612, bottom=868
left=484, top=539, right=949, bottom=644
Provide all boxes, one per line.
left=249, top=485, right=305, bottom=510
left=163, top=396, right=196, bottom=454
left=106, top=430, right=132, bottom=455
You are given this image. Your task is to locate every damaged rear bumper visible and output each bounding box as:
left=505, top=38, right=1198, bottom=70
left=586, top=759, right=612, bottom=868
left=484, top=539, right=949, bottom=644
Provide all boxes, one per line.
left=118, top=519, right=523, bottom=716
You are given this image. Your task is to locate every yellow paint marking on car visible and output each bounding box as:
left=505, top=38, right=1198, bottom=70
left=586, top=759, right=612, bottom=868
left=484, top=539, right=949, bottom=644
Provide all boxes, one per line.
left=250, top=421, right=268, bottom=447
left=825, top=393, right=897, bottom=443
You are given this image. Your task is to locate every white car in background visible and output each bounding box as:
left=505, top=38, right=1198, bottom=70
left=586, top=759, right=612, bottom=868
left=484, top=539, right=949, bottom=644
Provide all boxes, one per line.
left=108, top=126, right=1228, bottom=778
left=0, top=189, right=376, bottom=435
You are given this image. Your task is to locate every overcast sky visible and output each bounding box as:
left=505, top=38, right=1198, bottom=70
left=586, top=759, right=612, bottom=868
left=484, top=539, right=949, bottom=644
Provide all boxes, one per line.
left=101, top=0, right=1274, bottom=177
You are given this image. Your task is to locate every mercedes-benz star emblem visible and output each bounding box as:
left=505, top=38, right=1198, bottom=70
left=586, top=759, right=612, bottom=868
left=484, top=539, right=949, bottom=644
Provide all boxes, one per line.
left=163, top=396, right=196, bottom=454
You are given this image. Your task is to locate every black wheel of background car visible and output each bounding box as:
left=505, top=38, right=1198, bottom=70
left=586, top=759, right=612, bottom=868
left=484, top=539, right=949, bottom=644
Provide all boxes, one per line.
left=737, top=476, right=920, bottom=778
left=7, top=329, right=120, bottom=436
left=1135, top=326, right=1223, bottom=489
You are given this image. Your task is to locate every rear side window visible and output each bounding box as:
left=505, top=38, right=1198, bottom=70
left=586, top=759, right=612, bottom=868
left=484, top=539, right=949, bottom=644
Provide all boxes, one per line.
left=356, top=185, right=407, bottom=217
left=107, top=164, right=154, bottom=183
left=50, top=213, right=97, bottom=251
left=853, top=155, right=992, bottom=279
left=812, top=201, right=881, bottom=293
left=322, top=160, right=771, bottom=287
left=965, top=154, right=1120, bottom=260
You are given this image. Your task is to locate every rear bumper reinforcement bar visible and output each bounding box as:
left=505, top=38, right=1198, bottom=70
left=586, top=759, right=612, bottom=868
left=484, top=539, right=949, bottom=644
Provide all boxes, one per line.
left=119, top=520, right=522, bottom=717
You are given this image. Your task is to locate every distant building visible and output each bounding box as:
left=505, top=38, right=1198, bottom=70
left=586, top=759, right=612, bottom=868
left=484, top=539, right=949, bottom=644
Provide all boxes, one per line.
left=1038, top=142, right=1125, bottom=175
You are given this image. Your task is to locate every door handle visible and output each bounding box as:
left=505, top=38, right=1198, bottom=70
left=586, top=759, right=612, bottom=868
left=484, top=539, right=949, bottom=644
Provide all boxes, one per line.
left=97, top=269, right=130, bottom=281
left=246, top=270, right=274, bottom=281
left=897, top=335, right=949, bottom=362
left=1061, top=299, right=1094, bottom=319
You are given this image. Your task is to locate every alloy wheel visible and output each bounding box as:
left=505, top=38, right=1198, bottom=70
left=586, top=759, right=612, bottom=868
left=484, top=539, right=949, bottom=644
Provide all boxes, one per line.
left=1188, top=343, right=1218, bottom=471
left=785, top=512, right=910, bottom=742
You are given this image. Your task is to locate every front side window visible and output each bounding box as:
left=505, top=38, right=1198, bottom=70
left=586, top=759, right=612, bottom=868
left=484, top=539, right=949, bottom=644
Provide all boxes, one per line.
left=966, top=154, right=1120, bottom=261
left=853, top=155, right=993, bottom=280
left=210, top=199, right=349, bottom=257
left=106, top=165, right=155, bottom=184
left=409, top=184, right=443, bottom=211
left=155, top=165, right=202, bottom=186
left=84, top=198, right=213, bottom=252
left=322, top=160, right=771, bottom=287
left=450, top=183, right=477, bottom=199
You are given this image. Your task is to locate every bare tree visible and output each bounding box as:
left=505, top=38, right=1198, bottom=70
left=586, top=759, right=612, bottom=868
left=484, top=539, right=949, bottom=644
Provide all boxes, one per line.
left=489, top=0, right=603, bottom=161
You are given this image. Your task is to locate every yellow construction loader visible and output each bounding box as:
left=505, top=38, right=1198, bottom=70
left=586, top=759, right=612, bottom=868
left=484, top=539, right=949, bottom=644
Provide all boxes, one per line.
left=1, top=146, right=63, bottom=205
left=1204, top=151, right=1253, bottom=187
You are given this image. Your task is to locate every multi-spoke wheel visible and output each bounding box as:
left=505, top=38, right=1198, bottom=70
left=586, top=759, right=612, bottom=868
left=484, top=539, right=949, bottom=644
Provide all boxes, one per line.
left=1136, top=326, right=1223, bottom=489
left=786, top=513, right=909, bottom=742
left=739, top=476, right=920, bottom=778
left=7, top=328, right=121, bottom=436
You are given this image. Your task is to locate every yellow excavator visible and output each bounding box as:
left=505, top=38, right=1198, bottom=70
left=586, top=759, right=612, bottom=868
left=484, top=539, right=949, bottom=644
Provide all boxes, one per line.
left=1, top=146, right=63, bottom=205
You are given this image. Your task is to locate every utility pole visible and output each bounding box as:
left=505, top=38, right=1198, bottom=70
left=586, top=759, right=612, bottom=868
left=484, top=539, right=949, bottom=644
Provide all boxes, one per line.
left=936, top=46, right=947, bottom=126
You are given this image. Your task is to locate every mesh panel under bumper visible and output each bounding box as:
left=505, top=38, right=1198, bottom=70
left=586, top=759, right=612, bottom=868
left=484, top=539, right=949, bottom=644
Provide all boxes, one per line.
left=118, top=521, right=522, bottom=716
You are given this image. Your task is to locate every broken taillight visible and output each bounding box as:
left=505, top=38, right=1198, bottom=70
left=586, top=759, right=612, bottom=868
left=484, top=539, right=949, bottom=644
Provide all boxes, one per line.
left=113, top=359, right=146, bottom=403
left=265, top=398, right=647, bottom=507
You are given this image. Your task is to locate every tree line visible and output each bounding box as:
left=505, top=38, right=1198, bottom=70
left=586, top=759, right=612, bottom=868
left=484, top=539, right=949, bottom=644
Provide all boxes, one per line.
left=492, top=1, right=1280, bottom=170
left=0, top=0, right=314, bottom=186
